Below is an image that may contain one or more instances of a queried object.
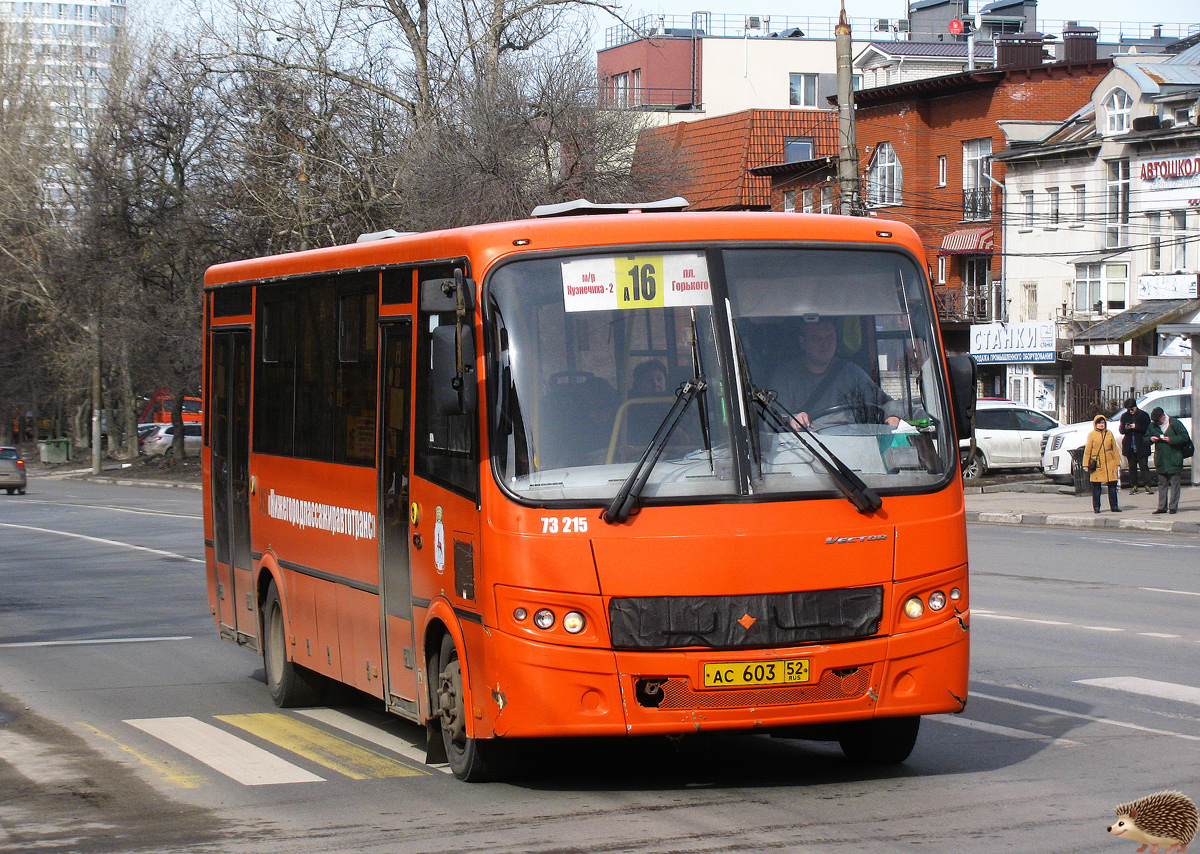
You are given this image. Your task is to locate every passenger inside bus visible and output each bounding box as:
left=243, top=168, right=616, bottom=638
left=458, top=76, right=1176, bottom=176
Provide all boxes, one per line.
left=767, top=317, right=903, bottom=431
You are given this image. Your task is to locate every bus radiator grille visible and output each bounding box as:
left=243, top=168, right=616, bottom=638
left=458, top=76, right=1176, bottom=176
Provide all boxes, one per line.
left=654, top=666, right=873, bottom=709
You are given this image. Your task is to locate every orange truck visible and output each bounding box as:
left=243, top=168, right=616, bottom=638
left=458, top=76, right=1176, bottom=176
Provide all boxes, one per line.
left=202, top=206, right=976, bottom=780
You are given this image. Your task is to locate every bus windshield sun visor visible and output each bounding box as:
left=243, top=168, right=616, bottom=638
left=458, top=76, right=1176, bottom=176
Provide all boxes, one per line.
left=603, top=378, right=707, bottom=525
left=751, top=388, right=883, bottom=515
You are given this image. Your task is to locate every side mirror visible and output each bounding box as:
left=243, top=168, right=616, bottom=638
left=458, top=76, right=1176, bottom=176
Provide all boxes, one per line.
left=432, top=325, right=476, bottom=416
left=946, top=354, right=977, bottom=441
left=420, top=275, right=475, bottom=315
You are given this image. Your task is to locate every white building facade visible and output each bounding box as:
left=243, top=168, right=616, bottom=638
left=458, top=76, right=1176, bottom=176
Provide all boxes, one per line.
left=994, top=41, right=1200, bottom=419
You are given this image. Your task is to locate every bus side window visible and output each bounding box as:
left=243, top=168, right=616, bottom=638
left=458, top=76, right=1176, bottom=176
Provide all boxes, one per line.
left=414, top=268, right=479, bottom=499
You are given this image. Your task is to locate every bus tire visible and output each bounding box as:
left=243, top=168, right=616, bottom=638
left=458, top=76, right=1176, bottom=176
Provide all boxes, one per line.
left=262, top=580, right=322, bottom=708
left=838, top=715, right=920, bottom=764
left=435, top=633, right=509, bottom=782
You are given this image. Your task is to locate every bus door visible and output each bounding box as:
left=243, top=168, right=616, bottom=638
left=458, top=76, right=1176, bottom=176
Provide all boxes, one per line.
left=210, top=329, right=254, bottom=644
left=379, top=320, right=419, bottom=714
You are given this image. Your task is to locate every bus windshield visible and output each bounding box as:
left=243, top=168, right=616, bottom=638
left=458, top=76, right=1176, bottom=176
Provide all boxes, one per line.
left=487, top=246, right=954, bottom=506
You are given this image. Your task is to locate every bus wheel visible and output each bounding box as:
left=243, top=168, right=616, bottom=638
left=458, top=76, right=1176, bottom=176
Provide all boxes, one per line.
left=262, top=580, right=322, bottom=708
left=435, top=634, right=508, bottom=782
left=838, top=716, right=920, bottom=764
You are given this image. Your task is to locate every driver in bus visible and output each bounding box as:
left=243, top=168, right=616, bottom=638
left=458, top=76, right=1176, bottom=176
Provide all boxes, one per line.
left=769, top=317, right=902, bottom=430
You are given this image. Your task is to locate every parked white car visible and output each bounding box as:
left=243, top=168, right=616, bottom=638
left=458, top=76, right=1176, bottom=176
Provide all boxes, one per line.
left=960, top=399, right=1062, bottom=479
left=1040, top=387, right=1193, bottom=481
left=141, top=423, right=203, bottom=457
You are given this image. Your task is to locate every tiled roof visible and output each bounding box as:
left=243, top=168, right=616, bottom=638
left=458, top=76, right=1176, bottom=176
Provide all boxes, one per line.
left=639, top=109, right=838, bottom=210
left=862, top=40, right=995, bottom=59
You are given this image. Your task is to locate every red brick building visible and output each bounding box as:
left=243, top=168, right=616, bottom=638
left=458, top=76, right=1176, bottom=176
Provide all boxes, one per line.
left=756, top=34, right=1112, bottom=356
left=638, top=109, right=837, bottom=210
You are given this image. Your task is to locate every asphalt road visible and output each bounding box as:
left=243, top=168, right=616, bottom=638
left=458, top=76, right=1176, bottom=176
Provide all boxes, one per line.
left=1, top=477, right=1199, bottom=853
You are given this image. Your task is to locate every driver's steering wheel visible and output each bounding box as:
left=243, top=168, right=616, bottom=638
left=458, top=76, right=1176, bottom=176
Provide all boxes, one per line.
left=804, top=402, right=887, bottom=429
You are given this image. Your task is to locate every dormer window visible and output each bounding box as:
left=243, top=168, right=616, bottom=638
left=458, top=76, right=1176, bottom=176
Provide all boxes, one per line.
left=1104, top=89, right=1132, bottom=134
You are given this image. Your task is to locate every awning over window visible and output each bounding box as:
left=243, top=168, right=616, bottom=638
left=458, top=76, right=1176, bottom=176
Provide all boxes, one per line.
left=939, top=227, right=995, bottom=255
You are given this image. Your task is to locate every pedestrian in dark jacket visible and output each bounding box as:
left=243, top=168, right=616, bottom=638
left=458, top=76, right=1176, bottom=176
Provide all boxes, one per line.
left=1118, top=397, right=1151, bottom=493
left=1147, top=406, right=1191, bottom=515
left=1084, top=414, right=1122, bottom=513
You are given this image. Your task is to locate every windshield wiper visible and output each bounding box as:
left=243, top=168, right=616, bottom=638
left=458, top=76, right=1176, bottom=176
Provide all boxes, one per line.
left=603, top=379, right=706, bottom=524
left=751, top=387, right=883, bottom=515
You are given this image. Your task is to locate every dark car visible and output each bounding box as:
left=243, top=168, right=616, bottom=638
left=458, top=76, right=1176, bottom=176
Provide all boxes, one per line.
left=0, top=446, right=27, bottom=494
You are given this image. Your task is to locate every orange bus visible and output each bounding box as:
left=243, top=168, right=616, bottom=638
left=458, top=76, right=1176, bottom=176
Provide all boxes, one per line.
left=202, top=206, right=976, bottom=781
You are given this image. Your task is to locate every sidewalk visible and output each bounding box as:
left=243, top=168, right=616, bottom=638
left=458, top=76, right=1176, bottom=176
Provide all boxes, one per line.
left=965, top=481, right=1199, bottom=534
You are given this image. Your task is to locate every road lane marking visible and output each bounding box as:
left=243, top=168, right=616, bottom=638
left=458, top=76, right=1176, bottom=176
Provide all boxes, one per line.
left=295, top=708, right=449, bottom=775
left=971, top=692, right=1200, bottom=742
left=216, top=713, right=425, bottom=779
left=0, top=636, right=191, bottom=648
left=78, top=721, right=204, bottom=789
left=931, top=715, right=1081, bottom=746
left=1138, top=632, right=1181, bottom=639
left=125, top=716, right=324, bottom=785
left=0, top=522, right=203, bottom=564
left=971, top=612, right=1200, bottom=641
left=1076, top=677, right=1200, bottom=706
left=18, top=498, right=201, bottom=519
left=0, top=730, right=88, bottom=785
left=1141, top=587, right=1200, bottom=597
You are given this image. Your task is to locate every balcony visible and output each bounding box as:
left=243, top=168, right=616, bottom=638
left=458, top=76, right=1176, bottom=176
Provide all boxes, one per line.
left=598, top=86, right=700, bottom=111
left=961, top=187, right=992, bottom=222
left=934, top=285, right=999, bottom=323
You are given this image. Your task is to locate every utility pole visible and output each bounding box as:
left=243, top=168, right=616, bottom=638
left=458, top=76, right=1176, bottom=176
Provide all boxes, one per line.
left=836, top=4, right=860, bottom=215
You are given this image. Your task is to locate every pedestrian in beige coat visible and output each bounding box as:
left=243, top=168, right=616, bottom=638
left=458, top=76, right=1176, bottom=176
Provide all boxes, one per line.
left=1084, top=414, right=1122, bottom=513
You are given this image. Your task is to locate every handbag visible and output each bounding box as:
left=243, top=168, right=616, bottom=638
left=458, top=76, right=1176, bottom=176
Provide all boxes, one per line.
left=1181, top=438, right=1195, bottom=460
left=1087, top=457, right=1099, bottom=473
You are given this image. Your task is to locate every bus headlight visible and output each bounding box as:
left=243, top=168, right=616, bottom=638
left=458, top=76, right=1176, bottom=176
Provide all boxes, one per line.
left=928, top=591, right=947, bottom=611
left=533, top=609, right=555, bottom=630
left=562, top=612, right=586, bottom=634
left=903, top=597, right=925, bottom=619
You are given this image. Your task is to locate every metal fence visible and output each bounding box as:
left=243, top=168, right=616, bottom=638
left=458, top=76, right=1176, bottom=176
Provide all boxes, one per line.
left=1067, top=384, right=1154, bottom=424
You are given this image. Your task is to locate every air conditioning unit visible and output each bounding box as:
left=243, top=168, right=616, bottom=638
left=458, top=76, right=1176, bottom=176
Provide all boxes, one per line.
left=876, top=18, right=891, bottom=30
left=897, top=18, right=910, bottom=32
left=746, top=15, right=762, bottom=29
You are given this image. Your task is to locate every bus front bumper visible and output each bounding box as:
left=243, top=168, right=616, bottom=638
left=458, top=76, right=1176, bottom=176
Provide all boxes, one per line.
left=479, top=613, right=969, bottom=739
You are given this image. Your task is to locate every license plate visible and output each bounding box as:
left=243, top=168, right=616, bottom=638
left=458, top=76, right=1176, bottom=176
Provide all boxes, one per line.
left=702, top=658, right=810, bottom=688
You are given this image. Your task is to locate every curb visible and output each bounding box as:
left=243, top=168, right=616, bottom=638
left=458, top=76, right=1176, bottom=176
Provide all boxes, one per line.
left=966, top=510, right=1199, bottom=534
left=67, top=474, right=202, bottom=490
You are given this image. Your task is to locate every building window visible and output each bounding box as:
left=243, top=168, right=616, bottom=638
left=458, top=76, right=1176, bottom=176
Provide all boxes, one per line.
left=789, top=73, right=818, bottom=107
left=1105, top=159, right=1130, bottom=248
left=783, top=136, right=814, bottom=163
left=802, top=189, right=814, bottom=213
left=820, top=185, right=833, bottom=214
left=1074, top=263, right=1127, bottom=313
left=937, top=155, right=947, bottom=187
left=610, top=72, right=629, bottom=108
left=1046, top=187, right=1059, bottom=227
left=1022, top=282, right=1038, bottom=322
left=963, top=257, right=992, bottom=320
left=937, top=255, right=947, bottom=285
left=782, top=190, right=796, bottom=212
left=962, top=138, right=992, bottom=221
left=1020, top=191, right=1034, bottom=230
left=630, top=68, right=641, bottom=106
left=1104, top=88, right=1132, bottom=134
left=1074, top=263, right=1102, bottom=313
left=1148, top=211, right=1163, bottom=270
left=1072, top=184, right=1086, bottom=226
left=867, top=142, right=901, bottom=206
left=1170, top=210, right=1188, bottom=270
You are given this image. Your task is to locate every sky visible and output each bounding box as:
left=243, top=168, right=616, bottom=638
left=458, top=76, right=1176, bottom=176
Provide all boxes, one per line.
left=595, top=0, right=1200, bottom=39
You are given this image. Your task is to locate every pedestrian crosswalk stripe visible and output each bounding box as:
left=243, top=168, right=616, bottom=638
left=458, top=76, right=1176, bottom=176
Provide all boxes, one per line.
left=216, top=713, right=426, bottom=779
left=1076, top=676, right=1200, bottom=706
left=295, top=708, right=449, bottom=775
left=126, top=716, right=324, bottom=785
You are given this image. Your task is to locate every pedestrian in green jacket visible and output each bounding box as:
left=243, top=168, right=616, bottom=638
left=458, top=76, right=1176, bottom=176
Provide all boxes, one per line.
left=1147, top=406, right=1191, bottom=514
